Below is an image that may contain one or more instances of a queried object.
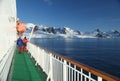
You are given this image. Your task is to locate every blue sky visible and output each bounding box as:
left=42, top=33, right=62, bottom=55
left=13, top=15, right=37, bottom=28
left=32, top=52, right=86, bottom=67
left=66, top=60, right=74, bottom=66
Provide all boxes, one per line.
left=17, top=0, right=120, bottom=32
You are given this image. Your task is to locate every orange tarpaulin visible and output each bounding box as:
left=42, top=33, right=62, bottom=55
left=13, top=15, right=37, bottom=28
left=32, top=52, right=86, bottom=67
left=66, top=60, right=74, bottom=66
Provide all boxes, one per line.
left=16, top=21, right=26, bottom=33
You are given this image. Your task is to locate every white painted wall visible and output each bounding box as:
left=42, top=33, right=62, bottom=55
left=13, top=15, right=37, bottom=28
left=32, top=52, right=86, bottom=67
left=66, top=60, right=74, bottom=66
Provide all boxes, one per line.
left=0, top=0, right=17, bottom=62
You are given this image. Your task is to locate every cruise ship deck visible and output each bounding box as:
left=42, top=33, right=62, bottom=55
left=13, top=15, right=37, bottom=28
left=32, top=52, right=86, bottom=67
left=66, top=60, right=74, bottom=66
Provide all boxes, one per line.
left=11, top=49, right=46, bottom=81
left=0, top=0, right=120, bottom=81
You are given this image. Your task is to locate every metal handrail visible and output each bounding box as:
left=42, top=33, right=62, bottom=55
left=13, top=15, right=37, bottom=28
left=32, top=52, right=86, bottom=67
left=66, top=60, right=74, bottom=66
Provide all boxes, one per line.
left=28, top=42, right=120, bottom=81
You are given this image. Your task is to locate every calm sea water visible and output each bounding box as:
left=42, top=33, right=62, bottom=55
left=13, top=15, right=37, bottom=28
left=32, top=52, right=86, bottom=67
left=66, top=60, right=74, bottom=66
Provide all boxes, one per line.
left=31, top=38, right=120, bottom=77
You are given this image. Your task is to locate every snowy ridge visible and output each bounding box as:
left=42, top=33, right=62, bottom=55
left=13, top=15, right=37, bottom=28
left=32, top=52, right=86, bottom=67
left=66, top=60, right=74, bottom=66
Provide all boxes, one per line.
left=24, top=23, right=120, bottom=39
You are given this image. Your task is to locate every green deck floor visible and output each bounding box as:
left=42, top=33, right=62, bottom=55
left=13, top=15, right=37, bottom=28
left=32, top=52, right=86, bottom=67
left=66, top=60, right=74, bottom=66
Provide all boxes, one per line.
left=11, top=49, right=46, bottom=81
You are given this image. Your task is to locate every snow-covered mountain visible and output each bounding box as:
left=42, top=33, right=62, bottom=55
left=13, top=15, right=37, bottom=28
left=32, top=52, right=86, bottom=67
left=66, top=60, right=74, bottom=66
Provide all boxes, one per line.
left=90, top=29, right=120, bottom=38
left=25, top=23, right=120, bottom=39
left=90, top=29, right=110, bottom=38
left=107, top=30, right=120, bottom=38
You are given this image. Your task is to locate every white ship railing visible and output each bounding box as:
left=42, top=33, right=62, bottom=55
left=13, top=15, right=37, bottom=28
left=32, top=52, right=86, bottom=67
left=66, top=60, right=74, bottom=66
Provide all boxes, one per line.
left=0, top=43, right=16, bottom=81
left=28, top=42, right=120, bottom=81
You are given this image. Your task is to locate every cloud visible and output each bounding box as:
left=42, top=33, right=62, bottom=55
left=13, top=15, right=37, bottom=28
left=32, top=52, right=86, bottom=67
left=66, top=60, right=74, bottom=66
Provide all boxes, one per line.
left=43, top=0, right=53, bottom=5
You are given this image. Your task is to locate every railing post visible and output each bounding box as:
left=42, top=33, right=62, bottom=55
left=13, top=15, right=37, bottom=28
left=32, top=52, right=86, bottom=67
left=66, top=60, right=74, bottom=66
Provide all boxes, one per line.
left=98, top=76, right=102, bottom=81
left=89, top=72, right=91, bottom=81
left=47, top=54, right=54, bottom=81
left=50, top=54, right=54, bottom=81
left=74, top=65, right=76, bottom=81
left=81, top=68, right=83, bottom=81
left=63, top=60, right=67, bottom=81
